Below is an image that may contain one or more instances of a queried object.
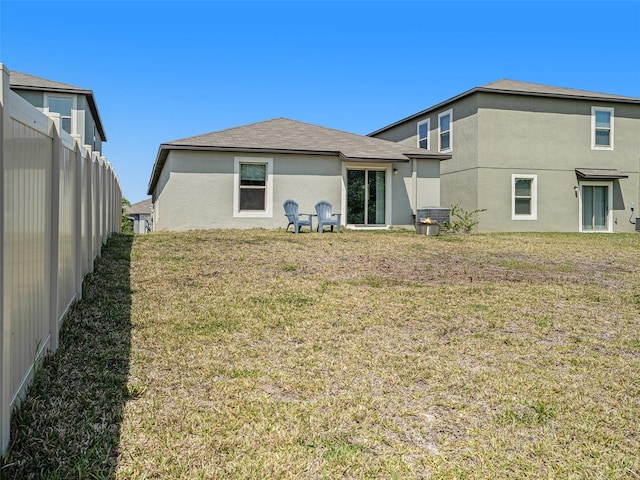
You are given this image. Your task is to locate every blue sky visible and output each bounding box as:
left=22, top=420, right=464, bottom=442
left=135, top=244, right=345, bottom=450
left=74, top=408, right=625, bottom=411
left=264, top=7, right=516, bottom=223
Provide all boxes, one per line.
left=2, top=1, right=639, bottom=204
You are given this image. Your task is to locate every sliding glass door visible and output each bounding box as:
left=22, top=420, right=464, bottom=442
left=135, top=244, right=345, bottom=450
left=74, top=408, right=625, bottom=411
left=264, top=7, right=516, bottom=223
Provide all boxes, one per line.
left=581, top=184, right=609, bottom=232
left=347, top=169, right=386, bottom=225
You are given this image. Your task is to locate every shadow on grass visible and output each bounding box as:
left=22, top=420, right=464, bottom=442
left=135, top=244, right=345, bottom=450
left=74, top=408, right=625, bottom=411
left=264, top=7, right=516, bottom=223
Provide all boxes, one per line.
left=2, top=234, right=133, bottom=479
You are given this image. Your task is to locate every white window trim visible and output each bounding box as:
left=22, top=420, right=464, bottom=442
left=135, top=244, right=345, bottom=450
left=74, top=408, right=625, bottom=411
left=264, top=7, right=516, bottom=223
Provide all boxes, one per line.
left=341, top=163, right=392, bottom=228
left=416, top=119, right=430, bottom=149
left=44, top=94, right=77, bottom=136
left=511, top=174, right=537, bottom=220
left=591, top=106, right=614, bottom=151
left=578, top=180, right=613, bottom=233
left=438, top=109, right=453, bottom=153
left=233, top=156, right=273, bottom=218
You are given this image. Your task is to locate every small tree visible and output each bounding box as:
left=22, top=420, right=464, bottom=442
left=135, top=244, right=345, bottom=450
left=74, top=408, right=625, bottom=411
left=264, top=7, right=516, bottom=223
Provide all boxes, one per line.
left=122, top=197, right=133, bottom=234
left=443, top=204, right=487, bottom=234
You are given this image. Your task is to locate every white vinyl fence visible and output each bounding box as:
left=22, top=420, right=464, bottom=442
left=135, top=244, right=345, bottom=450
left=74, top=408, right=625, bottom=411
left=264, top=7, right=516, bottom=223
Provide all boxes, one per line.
left=0, top=64, right=122, bottom=454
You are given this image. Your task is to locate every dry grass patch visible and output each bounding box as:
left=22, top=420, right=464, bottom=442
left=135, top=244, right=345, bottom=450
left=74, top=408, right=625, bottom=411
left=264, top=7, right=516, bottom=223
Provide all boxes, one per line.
left=3, top=230, right=639, bottom=479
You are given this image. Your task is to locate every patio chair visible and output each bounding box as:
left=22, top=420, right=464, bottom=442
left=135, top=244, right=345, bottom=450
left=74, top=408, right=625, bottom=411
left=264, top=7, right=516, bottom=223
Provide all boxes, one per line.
left=283, top=199, right=313, bottom=233
left=315, top=201, right=341, bottom=233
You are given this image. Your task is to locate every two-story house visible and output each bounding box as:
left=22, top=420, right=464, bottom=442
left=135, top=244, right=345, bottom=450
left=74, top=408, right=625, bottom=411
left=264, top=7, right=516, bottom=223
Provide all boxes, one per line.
left=9, top=71, right=107, bottom=154
left=370, top=80, right=640, bottom=233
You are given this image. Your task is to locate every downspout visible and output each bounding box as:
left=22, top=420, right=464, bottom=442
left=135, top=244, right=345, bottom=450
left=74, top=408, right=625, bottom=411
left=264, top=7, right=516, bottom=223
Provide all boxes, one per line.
left=412, top=158, right=418, bottom=220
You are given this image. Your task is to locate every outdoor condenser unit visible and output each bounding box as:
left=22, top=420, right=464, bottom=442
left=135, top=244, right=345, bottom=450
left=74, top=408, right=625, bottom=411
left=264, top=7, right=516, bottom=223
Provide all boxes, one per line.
left=416, top=207, right=450, bottom=225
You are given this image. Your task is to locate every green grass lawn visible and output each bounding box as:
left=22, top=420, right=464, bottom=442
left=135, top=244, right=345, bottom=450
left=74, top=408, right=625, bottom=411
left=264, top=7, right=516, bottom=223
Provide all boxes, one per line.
left=4, top=230, right=640, bottom=479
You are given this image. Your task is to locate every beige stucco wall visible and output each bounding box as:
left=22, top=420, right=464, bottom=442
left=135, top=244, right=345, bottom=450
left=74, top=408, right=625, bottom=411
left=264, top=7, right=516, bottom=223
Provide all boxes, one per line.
left=151, top=150, right=443, bottom=231
left=414, top=159, right=442, bottom=213
left=153, top=151, right=342, bottom=231
left=476, top=93, right=640, bottom=232
left=372, top=95, right=479, bottom=213
left=373, top=121, right=416, bottom=147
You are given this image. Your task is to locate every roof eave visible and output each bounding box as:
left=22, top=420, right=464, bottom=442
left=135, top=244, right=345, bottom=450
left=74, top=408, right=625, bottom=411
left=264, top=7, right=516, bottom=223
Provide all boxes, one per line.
left=162, top=144, right=338, bottom=157
left=369, top=86, right=640, bottom=137
left=146, top=143, right=434, bottom=195
left=11, top=84, right=107, bottom=142
left=575, top=168, right=629, bottom=180
left=11, top=84, right=93, bottom=96
left=368, top=86, right=481, bottom=136
left=148, top=144, right=343, bottom=195
left=476, top=87, right=640, bottom=105
left=338, top=152, right=409, bottom=163
left=404, top=153, right=452, bottom=161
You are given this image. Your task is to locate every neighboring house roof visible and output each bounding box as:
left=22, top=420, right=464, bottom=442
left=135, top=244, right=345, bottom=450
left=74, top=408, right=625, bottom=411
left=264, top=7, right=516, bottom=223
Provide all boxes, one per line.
left=148, top=118, right=451, bottom=195
left=369, top=79, right=640, bottom=136
left=9, top=70, right=107, bottom=141
left=126, top=198, right=152, bottom=215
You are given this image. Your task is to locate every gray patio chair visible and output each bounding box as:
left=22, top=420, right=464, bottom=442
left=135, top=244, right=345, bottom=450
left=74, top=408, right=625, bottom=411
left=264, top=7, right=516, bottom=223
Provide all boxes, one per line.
left=283, top=199, right=313, bottom=233
left=315, top=201, right=341, bottom=233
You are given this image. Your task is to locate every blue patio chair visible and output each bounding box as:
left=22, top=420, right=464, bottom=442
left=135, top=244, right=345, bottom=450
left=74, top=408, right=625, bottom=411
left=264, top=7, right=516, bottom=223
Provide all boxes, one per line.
left=283, top=199, right=313, bottom=233
left=315, top=201, right=341, bottom=233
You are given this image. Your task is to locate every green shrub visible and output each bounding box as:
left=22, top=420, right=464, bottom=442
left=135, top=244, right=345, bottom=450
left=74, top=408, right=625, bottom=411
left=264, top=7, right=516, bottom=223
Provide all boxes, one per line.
left=443, top=203, right=487, bottom=233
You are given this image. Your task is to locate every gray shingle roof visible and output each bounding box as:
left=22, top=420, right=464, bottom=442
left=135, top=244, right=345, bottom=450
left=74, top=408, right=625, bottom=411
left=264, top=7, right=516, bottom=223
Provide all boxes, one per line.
left=165, top=118, right=445, bottom=159
left=148, top=118, right=450, bottom=195
left=9, top=70, right=107, bottom=141
left=9, top=71, right=90, bottom=93
left=370, top=79, right=640, bottom=136
left=126, top=198, right=153, bottom=215
left=480, top=79, right=640, bottom=102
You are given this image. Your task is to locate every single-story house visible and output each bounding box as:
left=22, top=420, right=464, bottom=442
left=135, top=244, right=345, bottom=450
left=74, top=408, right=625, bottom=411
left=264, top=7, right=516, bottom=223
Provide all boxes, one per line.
left=147, top=118, right=450, bottom=231
left=126, top=198, right=153, bottom=234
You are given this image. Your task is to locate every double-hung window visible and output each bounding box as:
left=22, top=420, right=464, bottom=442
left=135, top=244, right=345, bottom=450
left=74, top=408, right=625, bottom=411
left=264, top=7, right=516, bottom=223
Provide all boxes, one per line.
left=591, top=107, right=614, bottom=150
left=47, top=96, right=73, bottom=134
left=438, top=109, right=452, bottom=152
left=512, top=174, right=537, bottom=220
left=233, top=156, right=273, bottom=217
left=417, top=119, right=430, bottom=149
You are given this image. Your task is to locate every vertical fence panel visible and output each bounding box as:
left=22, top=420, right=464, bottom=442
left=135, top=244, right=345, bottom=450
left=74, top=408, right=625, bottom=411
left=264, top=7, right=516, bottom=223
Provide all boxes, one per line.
left=5, top=103, right=52, bottom=413
left=92, top=154, right=100, bottom=259
left=57, top=141, right=78, bottom=324
left=73, top=142, right=82, bottom=299
left=0, top=63, right=7, bottom=452
left=0, top=64, right=122, bottom=455
left=81, top=148, right=92, bottom=275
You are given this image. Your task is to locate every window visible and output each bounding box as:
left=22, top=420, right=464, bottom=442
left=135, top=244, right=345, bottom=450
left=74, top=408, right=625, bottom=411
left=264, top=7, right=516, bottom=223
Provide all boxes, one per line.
left=47, top=96, right=73, bottom=134
left=417, top=119, right=430, bottom=149
left=512, top=174, right=537, bottom=220
left=233, top=157, right=273, bottom=217
left=591, top=107, right=614, bottom=150
left=438, top=109, right=452, bottom=152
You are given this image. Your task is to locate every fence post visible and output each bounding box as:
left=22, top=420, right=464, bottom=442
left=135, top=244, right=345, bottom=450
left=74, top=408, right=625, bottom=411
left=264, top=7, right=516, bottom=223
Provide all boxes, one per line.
left=0, top=63, right=9, bottom=455
left=100, top=156, right=107, bottom=244
left=72, top=137, right=83, bottom=300
left=83, top=146, right=93, bottom=274
left=92, top=152, right=100, bottom=258
left=47, top=114, right=61, bottom=352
